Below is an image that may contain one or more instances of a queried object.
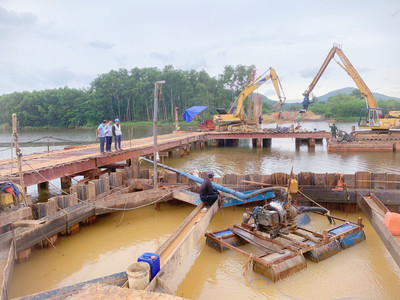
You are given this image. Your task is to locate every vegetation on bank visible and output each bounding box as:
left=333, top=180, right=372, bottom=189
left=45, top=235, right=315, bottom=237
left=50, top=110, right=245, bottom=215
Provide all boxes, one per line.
left=1, top=65, right=399, bottom=128
left=308, top=89, right=400, bottom=121
left=0, top=65, right=262, bottom=128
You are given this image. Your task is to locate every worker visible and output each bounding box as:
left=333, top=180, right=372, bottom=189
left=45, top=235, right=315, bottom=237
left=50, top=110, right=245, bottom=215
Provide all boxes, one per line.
left=277, top=110, right=282, bottom=119
left=296, top=113, right=301, bottom=126
left=112, top=118, right=123, bottom=151
left=97, top=120, right=107, bottom=154
left=329, top=123, right=338, bottom=138
left=199, top=171, right=222, bottom=208
left=258, top=115, right=263, bottom=125
left=105, top=119, right=113, bottom=152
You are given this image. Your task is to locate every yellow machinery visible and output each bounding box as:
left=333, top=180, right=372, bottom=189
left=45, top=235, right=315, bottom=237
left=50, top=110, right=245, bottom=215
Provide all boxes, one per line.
left=213, top=67, right=286, bottom=131
left=303, top=43, right=400, bottom=131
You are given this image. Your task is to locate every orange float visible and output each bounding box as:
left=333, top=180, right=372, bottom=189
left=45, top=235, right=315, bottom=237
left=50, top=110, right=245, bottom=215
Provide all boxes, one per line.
left=384, top=212, right=400, bottom=235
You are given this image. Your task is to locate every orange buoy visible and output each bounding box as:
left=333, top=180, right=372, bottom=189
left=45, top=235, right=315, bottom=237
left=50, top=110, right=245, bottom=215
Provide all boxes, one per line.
left=384, top=212, right=400, bottom=235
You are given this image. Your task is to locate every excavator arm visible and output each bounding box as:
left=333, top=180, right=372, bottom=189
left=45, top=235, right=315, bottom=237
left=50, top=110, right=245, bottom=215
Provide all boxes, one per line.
left=303, top=44, right=400, bottom=131
left=230, top=67, right=286, bottom=119
left=302, top=44, right=378, bottom=110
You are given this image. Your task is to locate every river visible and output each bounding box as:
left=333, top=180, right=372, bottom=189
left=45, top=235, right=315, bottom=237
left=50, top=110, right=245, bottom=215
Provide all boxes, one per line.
left=4, top=122, right=400, bottom=299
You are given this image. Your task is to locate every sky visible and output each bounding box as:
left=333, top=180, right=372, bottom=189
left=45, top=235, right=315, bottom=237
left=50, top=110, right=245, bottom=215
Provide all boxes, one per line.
left=1, top=0, right=400, bottom=102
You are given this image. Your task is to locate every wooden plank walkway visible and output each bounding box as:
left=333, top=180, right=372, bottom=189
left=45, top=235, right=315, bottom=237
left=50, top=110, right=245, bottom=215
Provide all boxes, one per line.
left=0, top=130, right=330, bottom=187
left=0, top=132, right=204, bottom=187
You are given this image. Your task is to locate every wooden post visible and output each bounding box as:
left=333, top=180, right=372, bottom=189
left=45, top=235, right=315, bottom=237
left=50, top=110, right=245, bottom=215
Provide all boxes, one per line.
left=37, top=181, right=49, bottom=193
left=252, top=139, right=257, bottom=148
left=263, top=138, right=271, bottom=148
left=295, top=138, right=301, bottom=149
left=308, top=138, right=315, bottom=148
left=179, top=147, right=185, bottom=157
left=12, top=114, right=26, bottom=204
left=129, top=127, right=132, bottom=149
left=153, top=80, right=166, bottom=187
left=61, top=176, right=72, bottom=190
left=174, top=107, right=179, bottom=132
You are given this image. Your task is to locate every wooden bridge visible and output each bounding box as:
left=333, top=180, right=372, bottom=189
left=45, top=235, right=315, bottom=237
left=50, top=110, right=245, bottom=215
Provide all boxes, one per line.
left=0, top=130, right=330, bottom=187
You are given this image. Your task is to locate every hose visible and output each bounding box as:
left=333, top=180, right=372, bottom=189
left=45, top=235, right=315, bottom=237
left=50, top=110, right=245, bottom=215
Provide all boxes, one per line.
left=298, top=206, right=334, bottom=224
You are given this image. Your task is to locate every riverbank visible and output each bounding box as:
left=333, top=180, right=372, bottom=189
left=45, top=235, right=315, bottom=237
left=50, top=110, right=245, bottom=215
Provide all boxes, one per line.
left=262, top=110, right=327, bottom=124
left=0, top=121, right=197, bottom=132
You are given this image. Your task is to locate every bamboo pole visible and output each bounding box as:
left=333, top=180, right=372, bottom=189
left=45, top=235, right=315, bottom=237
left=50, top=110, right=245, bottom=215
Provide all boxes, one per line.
left=12, top=114, right=27, bottom=206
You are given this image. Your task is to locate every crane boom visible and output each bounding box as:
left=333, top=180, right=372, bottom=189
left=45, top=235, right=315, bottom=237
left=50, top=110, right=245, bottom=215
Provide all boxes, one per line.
left=303, top=44, right=400, bottom=131
left=229, top=67, right=286, bottom=119
left=302, top=44, right=377, bottom=109
left=213, top=67, right=286, bottom=131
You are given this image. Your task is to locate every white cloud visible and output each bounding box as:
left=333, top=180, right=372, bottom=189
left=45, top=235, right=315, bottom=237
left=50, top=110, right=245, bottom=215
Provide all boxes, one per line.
left=1, top=0, right=400, bottom=100
left=89, top=41, right=115, bottom=50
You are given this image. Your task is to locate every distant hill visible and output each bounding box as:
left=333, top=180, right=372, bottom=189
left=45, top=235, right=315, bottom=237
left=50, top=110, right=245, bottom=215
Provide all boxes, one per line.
left=315, top=87, right=400, bottom=102
left=257, top=94, right=300, bottom=111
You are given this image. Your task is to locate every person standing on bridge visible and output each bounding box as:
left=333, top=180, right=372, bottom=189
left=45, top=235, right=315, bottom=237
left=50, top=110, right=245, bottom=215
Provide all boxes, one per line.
left=105, top=119, right=113, bottom=152
left=97, top=120, right=107, bottom=154
left=112, top=118, right=122, bottom=151
left=199, top=171, right=223, bottom=208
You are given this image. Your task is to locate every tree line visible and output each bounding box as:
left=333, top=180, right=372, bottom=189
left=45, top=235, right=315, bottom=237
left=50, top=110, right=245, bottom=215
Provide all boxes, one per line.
left=0, top=65, right=255, bottom=128
left=1, top=65, right=399, bottom=128
left=308, top=89, right=400, bottom=121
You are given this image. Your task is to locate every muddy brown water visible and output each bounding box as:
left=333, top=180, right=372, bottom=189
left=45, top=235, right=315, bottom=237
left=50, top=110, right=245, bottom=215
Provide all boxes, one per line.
left=9, top=206, right=400, bottom=299
left=5, top=123, right=400, bottom=299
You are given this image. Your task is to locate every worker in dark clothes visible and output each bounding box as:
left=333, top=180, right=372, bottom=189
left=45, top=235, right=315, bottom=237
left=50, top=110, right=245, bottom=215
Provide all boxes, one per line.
left=329, top=123, right=338, bottom=138
left=199, top=171, right=222, bottom=208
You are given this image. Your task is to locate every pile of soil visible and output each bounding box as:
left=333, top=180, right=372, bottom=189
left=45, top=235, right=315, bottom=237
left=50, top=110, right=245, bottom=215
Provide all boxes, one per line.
left=262, top=110, right=325, bottom=123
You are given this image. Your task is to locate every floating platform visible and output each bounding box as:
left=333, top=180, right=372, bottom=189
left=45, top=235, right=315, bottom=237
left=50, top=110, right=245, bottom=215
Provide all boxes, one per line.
left=328, top=140, right=399, bottom=152
left=206, top=213, right=365, bottom=282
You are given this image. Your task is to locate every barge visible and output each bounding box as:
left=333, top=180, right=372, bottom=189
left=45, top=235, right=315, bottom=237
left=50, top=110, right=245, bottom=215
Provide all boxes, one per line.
left=206, top=184, right=366, bottom=282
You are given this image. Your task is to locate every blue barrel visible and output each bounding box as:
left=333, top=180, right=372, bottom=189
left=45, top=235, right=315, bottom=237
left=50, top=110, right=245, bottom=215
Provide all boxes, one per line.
left=329, top=224, right=366, bottom=249
left=304, top=240, right=341, bottom=262
left=137, top=252, right=160, bottom=280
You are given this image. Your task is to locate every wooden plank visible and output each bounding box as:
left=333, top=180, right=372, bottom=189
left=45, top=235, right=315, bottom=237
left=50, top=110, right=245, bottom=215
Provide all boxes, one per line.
left=230, top=226, right=284, bottom=254
left=172, top=190, right=201, bottom=206
left=357, top=194, right=400, bottom=269
left=15, top=203, right=94, bottom=252
left=94, top=189, right=173, bottom=215
left=152, top=201, right=219, bottom=289
left=0, top=207, right=33, bottom=228
left=0, top=240, right=14, bottom=300
left=12, top=220, right=46, bottom=227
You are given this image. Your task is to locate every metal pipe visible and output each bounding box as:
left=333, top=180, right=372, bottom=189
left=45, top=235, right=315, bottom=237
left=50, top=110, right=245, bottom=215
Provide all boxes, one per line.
left=140, top=157, right=279, bottom=202
left=140, top=157, right=251, bottom=200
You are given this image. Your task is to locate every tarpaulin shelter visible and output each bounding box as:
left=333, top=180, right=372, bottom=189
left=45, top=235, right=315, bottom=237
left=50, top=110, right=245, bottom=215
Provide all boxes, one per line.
left=182, top=106, right=208, bottom=122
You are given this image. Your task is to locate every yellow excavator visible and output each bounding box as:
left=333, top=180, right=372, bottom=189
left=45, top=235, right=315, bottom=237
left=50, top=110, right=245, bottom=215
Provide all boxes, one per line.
left=303, top=44, right=400, bottom=136
left=213, top=67, right=286, bottom=131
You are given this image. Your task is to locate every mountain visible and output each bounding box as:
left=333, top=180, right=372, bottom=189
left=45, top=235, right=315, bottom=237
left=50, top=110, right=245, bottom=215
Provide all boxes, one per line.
left=315, top=87, right=400, bottom=102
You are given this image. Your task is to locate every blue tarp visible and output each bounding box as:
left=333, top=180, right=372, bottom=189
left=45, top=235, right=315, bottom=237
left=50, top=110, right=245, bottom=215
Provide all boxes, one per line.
left=183, top=106, right=208, bottom=122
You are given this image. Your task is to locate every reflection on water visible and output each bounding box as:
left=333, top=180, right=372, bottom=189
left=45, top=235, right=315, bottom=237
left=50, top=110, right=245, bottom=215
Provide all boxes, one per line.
left=4, top=122, right=400, bottom=299
left=162, top=142, right=400, bottom=175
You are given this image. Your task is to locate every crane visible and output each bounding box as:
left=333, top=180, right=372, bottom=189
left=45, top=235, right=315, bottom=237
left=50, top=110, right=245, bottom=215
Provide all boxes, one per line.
left=213, top=67, right=286, bottom=131
left=302, top=43, right=400, bottom=131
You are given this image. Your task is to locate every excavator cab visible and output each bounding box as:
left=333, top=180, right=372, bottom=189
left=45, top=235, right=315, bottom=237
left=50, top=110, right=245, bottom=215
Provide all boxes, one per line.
left=358, top=108, right=383, bottom=129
